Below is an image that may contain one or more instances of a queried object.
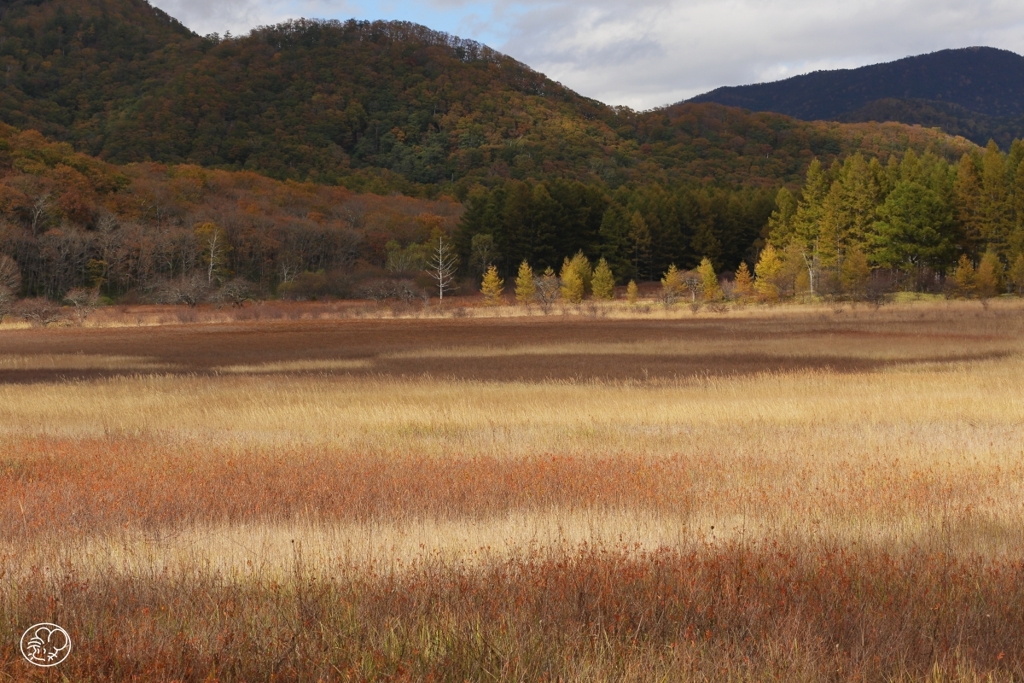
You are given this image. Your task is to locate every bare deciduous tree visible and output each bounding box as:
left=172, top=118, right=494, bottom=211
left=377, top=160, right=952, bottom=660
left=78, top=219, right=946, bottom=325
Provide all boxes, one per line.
left=63, top=287, right=99, bottom=324
left=0, top=253, right=21, bottom=293
left=358, top=278, right=419, bottom=304
left=426, top=233, right=458, bottom=300
left=215, top=278, right=255, bottom=307
left=194, top=222, right=232, bottom=284
left=156, top=275, right=209, bottom=307
left=533, top=267, right=559, bottom=314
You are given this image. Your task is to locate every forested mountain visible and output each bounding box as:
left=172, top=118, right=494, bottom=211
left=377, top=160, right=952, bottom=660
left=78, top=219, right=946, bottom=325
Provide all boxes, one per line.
left=689, top=47, right=1024, bottom=148
left=0, top=0, right=974, bottom=195
left=4, top=0, right=1019, bottom=310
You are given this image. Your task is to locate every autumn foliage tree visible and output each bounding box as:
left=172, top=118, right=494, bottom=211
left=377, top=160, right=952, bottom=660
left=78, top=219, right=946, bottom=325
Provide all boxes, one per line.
left=953, top=255, right=976, bottom=297
left=754, top=245, right=783, bottom=302
left=698, top=258, right=722, bottom=301
left=974, top=250, right=1003, bottom=299
left=591, top=258, right=615, bottom=300
left=660, top=264, right=683, bottom=307
left=559, top=259, right=584, bottom=304
left=1009, top=254, right=1024, bottom=295
left=480, top=266, right=504, bottom=305
left=514, top=261, right=536, bottom=305
left=733, top=262, right=754, bottom=299
left=626, top=280, right=639, bottom=304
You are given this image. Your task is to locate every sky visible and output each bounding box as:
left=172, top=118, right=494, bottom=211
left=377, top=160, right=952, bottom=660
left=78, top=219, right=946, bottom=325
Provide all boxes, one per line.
left=151, top=0, right=1024, bottom=110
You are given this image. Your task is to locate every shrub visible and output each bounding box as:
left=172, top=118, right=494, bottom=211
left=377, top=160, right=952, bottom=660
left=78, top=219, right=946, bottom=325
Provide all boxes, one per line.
left=12, top=297, right=66, bottom=325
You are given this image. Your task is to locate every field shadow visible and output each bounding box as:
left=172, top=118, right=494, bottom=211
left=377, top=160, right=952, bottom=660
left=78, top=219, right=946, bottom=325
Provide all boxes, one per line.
left=0, top=351, right=1013, bottom=385
left=0, top=316, right=1019, bottom=384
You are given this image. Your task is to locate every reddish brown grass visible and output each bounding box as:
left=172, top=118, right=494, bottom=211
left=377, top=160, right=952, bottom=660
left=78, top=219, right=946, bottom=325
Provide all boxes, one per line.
left=2, top=301, right=1024, bottom=680
left=4, top=546, right=1023, bottom=681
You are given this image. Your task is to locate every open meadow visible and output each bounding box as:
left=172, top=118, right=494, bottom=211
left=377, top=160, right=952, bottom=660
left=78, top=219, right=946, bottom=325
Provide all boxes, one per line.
left=2, top=300, right=1024, bottom=681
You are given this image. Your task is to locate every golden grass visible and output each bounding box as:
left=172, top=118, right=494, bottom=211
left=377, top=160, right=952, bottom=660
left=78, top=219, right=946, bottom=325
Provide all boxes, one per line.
left=2, top=301, right=1024, bottom=680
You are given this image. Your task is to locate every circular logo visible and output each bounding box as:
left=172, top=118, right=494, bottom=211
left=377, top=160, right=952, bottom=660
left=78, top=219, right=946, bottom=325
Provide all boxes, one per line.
left=20, top=623, right=71, bottom=667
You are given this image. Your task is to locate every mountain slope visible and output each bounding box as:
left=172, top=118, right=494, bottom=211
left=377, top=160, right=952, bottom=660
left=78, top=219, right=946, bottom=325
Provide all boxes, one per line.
left=689, top=47, right=1024, bottom=120
left=834, top=98, right=1024, bottom=150
left=0, top=0, right=197, bottom=143
left=0, top=1, right=978, bottom=192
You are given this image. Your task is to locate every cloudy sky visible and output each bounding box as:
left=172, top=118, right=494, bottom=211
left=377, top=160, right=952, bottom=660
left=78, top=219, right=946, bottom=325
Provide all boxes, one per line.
left=151, top=0, right=1024, bottom=110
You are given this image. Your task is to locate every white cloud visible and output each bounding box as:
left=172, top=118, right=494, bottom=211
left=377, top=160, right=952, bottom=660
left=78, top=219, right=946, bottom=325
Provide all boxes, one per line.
left=150, top=0, right=1024, bottom=109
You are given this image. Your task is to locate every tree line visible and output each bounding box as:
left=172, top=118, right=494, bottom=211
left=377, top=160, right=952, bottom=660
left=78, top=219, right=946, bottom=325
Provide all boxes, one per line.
left=0, top=122, right=462, bottom=313
left=462, top=140, right=1024, bottom=307
left=4, top=112, right=1024, bottom=318
left=454, top=179, right=775, bottom=282
left=757, top=141, right=1024, bottom=298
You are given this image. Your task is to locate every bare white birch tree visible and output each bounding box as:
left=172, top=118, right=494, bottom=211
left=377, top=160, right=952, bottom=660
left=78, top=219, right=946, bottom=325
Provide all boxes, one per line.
left=426, top=233, right=458, bottom=300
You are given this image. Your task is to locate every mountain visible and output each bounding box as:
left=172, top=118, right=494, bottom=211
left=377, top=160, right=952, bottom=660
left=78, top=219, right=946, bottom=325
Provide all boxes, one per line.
left=0, top=0, right=977, bottom=194
left=688, top=47, right=1024, bottom=148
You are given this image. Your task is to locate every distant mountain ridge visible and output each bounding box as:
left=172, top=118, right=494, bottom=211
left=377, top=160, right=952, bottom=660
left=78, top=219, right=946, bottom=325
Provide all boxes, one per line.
left=688, top=47, right=1024, bottom=147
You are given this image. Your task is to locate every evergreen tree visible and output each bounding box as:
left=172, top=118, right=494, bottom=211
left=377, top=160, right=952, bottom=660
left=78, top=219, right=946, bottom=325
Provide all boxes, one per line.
left=765, top=187, right=798, bottom=247
left=816, top=182, right=845, bottom=291
left=733, top=262, right=754, bottom=299
left=836, top=153, right=883, bottom=249
left=953, top=255, right=976, bottom=297
left=698, top=257, right=721, bottom=300
left=629, top=212, right=652, bottom=281
left=790, top=159, right=831, bottom=294
left=559, top=259, right=584, bottom=304
left=1008, top=253, right=1024, bottom=296
left=980, top=141, right=1013, bottom=257
left=469, top=234, right=499, bottom=277
left=954, top=153, right=984, bottom=256
left=899, top=149, right=924, bottom=184
left=687, top=191, right=723, bottom=270
left=660, top=264, right=683, bottom=306
left=566, top=251, right=593, bottom=293
left=975, top=250, right=1003, bottom=298
left=598, top=201, right=634, bottom=281
left=591, top=258, right=616, bottom=300
left=480, top=265, right=504, bottom=305
left=870, top=181, right=954, bottom=281
left=1011, top=159, right=1024, bottom=258
left=514, top=260, right=535, bottom=305
left=626, top=280, right=639, bottom=304
left=754, top=245, right=783, bottom=302
left=840, top=246, right=871, bottom=299
left=790, top=243, right=812, bottom=296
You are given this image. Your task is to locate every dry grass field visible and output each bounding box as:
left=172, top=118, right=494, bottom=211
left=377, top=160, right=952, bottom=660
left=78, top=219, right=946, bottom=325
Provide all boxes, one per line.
left=2, top=300, right=1024, bottom=681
